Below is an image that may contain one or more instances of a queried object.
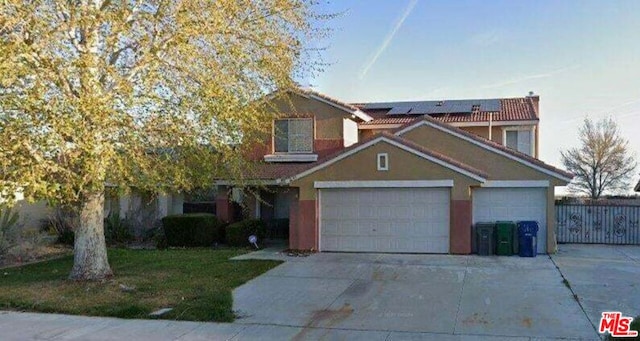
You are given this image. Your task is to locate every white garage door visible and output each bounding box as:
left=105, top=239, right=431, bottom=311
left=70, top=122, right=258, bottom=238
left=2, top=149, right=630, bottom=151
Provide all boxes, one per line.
left=472, top=187, right=547, bottom=253
left=320, top=187, right=450, bottom=253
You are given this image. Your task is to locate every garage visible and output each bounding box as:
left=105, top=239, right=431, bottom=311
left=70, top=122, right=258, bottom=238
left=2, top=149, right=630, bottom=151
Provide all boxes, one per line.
left=319, top=185, right=450, bottom=253
left=472, top=186, right=547, bottom=253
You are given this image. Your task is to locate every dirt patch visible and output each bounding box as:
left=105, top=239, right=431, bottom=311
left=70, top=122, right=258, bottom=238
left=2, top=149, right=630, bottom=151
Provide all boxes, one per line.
left=293, top=303, right=354, bottom=340
left=522, top=317, right=533, bottom=328
left=0, top=245, right=71, bottom=269
left=462, top=312, right=490, bottom=325
left=285, top=249, right=315, bottom=257
left=342, top=280, right=372, bottom=297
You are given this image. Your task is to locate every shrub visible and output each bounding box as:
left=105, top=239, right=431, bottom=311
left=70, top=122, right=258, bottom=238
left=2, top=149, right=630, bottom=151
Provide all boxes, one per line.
left=226, top=219, right=266, bottom=247
left=1, top=205, right=49, bottom=263
left=44, top=208, right=78, bottom=246
left=0, top=206, right=20, bottom=258
left=104, top=212, right=133, bottom=246
left=161, top=213, right=223, bottom=247
left=57, top=230, right=75, bottom=245
left=150, top=227, right=168, bottom=249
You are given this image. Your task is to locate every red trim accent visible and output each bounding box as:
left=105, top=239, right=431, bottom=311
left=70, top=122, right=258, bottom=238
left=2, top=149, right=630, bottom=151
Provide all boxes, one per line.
left=450, top=200, right=472, bottom=254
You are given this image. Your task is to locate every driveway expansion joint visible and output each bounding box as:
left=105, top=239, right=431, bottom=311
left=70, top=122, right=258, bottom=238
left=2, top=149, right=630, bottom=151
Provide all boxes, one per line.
left=549, top=254, right=600, bottom=338
left=452, top=263, right=468, bottom=335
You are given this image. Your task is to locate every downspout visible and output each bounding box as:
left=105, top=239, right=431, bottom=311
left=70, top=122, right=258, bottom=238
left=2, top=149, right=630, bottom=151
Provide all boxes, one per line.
left=488, top=112, right=493, bottom=140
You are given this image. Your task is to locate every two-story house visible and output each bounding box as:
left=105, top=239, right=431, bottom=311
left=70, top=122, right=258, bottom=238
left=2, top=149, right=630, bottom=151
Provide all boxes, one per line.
left=215, top=88, right=572, bottom=255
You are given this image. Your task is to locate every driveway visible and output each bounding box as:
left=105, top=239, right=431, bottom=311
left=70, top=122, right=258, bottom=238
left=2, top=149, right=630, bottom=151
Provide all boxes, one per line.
left=4, top=245, right=636, bottom=340
left=233, top=251, right=599, bottom=340
left=551, top=244, right=640, bottom=332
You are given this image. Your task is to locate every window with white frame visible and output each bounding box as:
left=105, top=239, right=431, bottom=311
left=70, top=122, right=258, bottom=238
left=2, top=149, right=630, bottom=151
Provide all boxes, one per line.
left=274, top=118, right=313, bottom=153
left=505, top=129, right=533, bottom=156
left=377, top=153, right=389, bottom=171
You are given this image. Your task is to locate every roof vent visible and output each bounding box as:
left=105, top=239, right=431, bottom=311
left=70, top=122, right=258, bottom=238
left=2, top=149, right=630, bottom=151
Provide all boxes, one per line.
left=471, top=104, right=480, bottom=112
left=528, top=91, right=535, bottom=97
left=436, top=101, right=444, bottom=106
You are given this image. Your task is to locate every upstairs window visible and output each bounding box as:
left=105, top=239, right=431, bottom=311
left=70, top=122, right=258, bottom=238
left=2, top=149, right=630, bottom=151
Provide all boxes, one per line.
left=274, top=118, right=313, bottom=153
left=505, top=130, right=532, bottom=156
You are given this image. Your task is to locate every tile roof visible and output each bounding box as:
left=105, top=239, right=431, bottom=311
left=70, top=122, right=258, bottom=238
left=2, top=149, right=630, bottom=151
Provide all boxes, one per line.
left=237, top=131, right=488, bottom=181
left=430, top=98, right=537, bottom=123
left=297, top=88, right=362, bottom=112
left=356, top=97, right=538, bottom=125
left=395, top=116, right=574, bottom=180
left=295, top=88, right=373, bottom=121
left=359, top=116, right=419, bottom=126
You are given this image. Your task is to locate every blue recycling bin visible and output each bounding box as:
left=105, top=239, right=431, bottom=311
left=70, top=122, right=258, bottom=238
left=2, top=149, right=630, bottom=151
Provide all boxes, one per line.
left=517, top=221, right=538, bottom=257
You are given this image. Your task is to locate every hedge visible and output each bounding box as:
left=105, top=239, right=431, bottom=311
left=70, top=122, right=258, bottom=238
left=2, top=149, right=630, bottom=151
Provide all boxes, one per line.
left=226, top=219, right=267, bottom=247
left=161, top=213, right=224, bottom=247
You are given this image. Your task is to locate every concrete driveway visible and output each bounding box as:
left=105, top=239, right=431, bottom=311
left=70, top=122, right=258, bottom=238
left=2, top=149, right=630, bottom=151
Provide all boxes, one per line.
left=5, top=245, right=637, bottom=340
left=551, top=244, right=640, bottom=333
left=233, top=251, right=599, bottom=340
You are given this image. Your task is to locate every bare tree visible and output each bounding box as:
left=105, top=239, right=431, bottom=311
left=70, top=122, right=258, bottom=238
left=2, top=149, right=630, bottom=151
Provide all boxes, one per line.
left=561, top=117, right=636, bottom=198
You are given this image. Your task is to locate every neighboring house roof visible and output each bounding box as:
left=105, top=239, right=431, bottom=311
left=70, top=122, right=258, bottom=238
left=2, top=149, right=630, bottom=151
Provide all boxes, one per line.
left=357, top=97, right=538, bottom=126
left=395, top=116, right=574, bottom=182
left=232, top=132, right=488, bottom=183
left=635, top=179, right=640, bottom=192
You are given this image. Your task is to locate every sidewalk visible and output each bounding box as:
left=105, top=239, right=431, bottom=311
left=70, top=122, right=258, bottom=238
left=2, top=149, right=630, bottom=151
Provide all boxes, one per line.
left=0, top=311, right=582, bottom=340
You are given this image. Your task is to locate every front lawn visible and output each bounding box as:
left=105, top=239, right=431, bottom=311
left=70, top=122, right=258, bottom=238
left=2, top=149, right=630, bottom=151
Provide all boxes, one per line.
left=0, top=248, right=280, bottom=322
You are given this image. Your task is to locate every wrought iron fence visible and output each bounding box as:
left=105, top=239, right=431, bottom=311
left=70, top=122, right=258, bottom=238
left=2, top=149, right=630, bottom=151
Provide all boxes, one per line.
left=556, top=204, right=640, bottom=244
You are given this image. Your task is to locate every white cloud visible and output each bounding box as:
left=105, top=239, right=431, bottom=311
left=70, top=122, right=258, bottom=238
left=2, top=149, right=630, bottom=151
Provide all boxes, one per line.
left=470, top=30, right=504, bottom=47
left=480, top=64, right=581, bottom=89
left=359, top=0, right=418, bottom=79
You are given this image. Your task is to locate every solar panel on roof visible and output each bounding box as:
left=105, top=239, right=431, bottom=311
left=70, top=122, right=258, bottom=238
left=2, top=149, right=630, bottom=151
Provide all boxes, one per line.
left=370, top=98, right=502, bottom=115
left=387, top=106, right=412, bottom=115
left=481, top=99, right=501, bottom=112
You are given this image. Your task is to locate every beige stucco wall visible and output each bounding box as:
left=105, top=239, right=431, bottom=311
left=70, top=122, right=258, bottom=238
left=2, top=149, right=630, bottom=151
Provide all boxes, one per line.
left=359, top=129, right=387, bottom=141
left=269, top=93, right=350, bottom=140
left=460, top=126, right=505, bottom=144
left=291, top=140, right=482, bottom=200
left=13, top=200, right=51, bottom=230
left=116, top=190, right=183, bottom=219
left=400, top=124, right=567, bottom=253
left=360, top=124, right=539, bottom=157
left=546, top=186, right=557, bottom=252
left=400, top=125, right=564, bottom=185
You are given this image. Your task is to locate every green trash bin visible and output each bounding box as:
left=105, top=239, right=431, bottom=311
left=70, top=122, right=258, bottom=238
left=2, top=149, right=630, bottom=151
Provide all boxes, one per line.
left=495, top=221, right=516, bottom=256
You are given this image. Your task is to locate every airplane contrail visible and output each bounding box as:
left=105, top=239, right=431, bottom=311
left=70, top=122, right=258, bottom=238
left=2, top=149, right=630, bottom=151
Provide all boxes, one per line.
left=359, top=0, right=418, bottom=79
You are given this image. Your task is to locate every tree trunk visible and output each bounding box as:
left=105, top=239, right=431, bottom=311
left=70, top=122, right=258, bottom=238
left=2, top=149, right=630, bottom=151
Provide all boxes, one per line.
left=69, top=192, right=113, bottom=280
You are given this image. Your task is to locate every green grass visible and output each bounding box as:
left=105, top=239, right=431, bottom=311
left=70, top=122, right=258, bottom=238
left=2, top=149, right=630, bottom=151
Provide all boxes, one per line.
left=0, top=248, right=281, bottom=322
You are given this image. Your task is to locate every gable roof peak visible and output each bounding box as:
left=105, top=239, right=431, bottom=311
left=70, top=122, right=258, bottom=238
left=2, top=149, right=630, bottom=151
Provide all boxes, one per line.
left=292, top=88, right=373, bottom=122
left=395, top=115, right=574, bottom=182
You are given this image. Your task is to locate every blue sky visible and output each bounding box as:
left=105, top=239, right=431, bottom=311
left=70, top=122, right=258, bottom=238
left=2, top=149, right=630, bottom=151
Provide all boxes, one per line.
left=308, top=0, right=640, bottom=192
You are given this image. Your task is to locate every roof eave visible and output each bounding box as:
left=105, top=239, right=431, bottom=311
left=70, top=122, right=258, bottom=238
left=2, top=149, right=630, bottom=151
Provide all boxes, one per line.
left=307, top=93, right=373, bottom=122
